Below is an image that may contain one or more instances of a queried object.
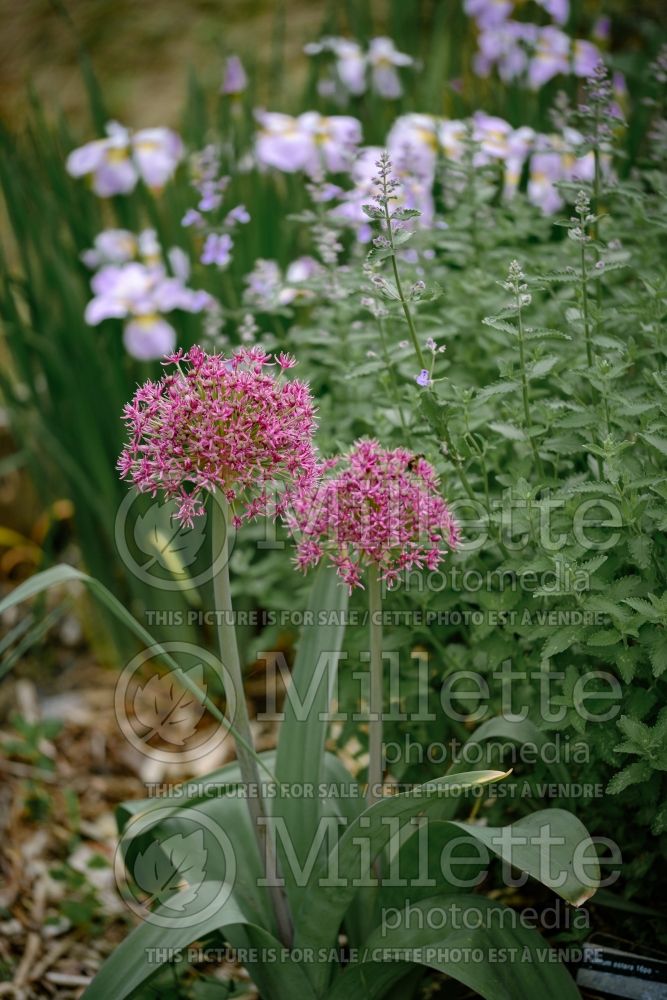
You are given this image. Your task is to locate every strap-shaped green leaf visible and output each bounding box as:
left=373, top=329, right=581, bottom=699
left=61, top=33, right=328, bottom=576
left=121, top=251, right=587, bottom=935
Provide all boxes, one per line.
left=325, top=895, right=580, bottom=1000
left=294, top=770, right=509, bottom=993
left=448, top=808, right=599, bottom=908
left=274, top=566, right=350, bottom=904
left=81, top=881, right=315, bottom=1000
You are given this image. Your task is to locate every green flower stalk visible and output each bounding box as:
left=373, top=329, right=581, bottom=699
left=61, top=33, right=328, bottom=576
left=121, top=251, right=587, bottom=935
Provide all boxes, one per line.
left=287, top=438, right=460, bottom=807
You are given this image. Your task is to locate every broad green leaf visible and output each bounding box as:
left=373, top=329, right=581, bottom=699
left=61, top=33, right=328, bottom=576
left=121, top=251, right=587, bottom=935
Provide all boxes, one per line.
left=642, top=433, right=667, bottom=457
left=587, top=629, right=621, bottom=647
left=294, top=770, right=509, bottom=993
left=274, top=566, right=350, bottom=907
left=81, top=881, right=315, bottom=1000
left=607, top=761, right=651, bottom=794
left=326, top=895, right=579, bottom=1000
left=448, top=808, right=599, bottom=907
left=132, top=831, right=207, bottom=909
left=444, top=716, right=571, bottom=801
left=475, top=380, right=519, bottom=403
left=541, top=627, right=580, bottom=660
left=528, top=355, right=559, bottom=379
left=115, top=751, right=360, bottom=944
left=488, top=422, right=526, bottom=441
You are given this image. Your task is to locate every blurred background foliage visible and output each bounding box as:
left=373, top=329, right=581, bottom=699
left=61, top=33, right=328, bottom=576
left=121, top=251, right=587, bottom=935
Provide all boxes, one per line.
left=1, top=0, right=664, bottom=127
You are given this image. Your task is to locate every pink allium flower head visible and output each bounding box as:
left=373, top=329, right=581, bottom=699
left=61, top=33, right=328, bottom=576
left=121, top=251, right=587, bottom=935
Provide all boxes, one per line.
left=287, top=439, right=459, bottom=591
left=118, top=347, right=318, bottom=528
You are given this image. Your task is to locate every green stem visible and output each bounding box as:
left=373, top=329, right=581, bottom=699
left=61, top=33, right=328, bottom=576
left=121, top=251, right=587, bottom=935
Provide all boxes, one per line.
left=367, top=566, right=384, bottom=809
left=580, top=239, right=593, bottom=369
left=516, top=296, right=543, bottom=478
left=579, top=229, right=604, bottom=478
left=211, top=497, right=293, bottom=946
left=390, top=254, right=426, bottom=369
left=438, top=419, right=475, bottom=500
left=380, top=182, right=426, bottom=370
left=377, top=316, right=410, bottom=440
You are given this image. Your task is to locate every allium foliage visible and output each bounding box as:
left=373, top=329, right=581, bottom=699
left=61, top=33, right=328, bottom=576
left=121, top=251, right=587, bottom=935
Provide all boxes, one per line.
left=289, top=439, right=459, bottom=590
left=118, top=347, right=318, bottom=527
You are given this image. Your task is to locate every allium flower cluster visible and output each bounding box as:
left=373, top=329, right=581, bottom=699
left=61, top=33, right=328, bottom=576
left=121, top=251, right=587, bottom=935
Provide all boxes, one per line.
left=67, top=122, right=183, bottom=197
left=288, top=439, right=459, bottom=591
left=118, top=346, right=318, bottom=528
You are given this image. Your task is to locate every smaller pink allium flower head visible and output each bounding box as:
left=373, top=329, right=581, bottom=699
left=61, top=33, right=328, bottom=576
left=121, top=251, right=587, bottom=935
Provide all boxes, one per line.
left=118, top=346, right=318, bottom=528
left=287, top=439, right=459, bottom=591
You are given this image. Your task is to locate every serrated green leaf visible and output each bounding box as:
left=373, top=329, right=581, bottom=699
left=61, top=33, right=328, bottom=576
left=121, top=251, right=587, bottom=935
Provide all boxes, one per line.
left=607, top=761, right=652, bottom=794
left=489, top=422, right=526, bottom=441
left=587, top=629, right=621, bottom=647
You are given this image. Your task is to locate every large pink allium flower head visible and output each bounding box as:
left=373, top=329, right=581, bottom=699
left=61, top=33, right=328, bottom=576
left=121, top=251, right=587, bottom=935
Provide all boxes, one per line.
left=118, top=346, right=318, bottom=528
left=287, top=438, right=460, bottom=591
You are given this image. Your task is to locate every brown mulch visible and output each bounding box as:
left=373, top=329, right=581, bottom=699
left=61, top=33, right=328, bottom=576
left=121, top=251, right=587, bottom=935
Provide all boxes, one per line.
left=0, top=653, right=276, bottom=998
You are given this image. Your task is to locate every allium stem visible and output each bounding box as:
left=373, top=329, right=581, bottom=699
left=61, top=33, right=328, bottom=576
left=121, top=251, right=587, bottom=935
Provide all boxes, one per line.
left=211, top=497, right=293, bottom=946
left=367, top=566, right=384, bottom=809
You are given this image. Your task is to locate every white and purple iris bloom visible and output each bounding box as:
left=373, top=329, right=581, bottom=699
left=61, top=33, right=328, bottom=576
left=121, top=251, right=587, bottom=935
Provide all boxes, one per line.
left=80, top=229, right=138, bottom=270
left=84, top=245, right=213, bottom=361
left=464, top=0, right=601, bottom=92
left=528, top=129, right=596, bottom=214
left=367, top=37, right=414, bottom=99
left=376, top=112, right=598, bottom=216
left=305, top=37, right=367, bottom=97
left=254, top=111, right=362, bottom=176
left=305, top=36, right=413, bottom=100
left=465, top=0, right=569, bottom=29
left=66, top=122, right=183, bottom=197
left=474, top=22, right=601, bottom=88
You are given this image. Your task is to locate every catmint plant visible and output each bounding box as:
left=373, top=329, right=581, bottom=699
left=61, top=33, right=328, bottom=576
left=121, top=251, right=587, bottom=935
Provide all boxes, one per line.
left=365, top=151, right=427, bottom=369
left=503, top=260, right=544, bottom=474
